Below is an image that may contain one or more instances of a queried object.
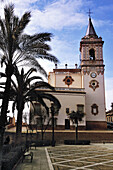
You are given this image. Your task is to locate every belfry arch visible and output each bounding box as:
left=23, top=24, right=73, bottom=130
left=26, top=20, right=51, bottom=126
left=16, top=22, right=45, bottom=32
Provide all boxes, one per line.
left=89, top=48, right=95, bottom=60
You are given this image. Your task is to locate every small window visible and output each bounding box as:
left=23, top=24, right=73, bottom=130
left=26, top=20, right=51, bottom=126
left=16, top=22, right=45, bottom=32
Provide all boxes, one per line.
left=34, top=103, right=41, bottom=115
left=91, top=104, right=98, bottom=116
left=89, top=48, right=95, bottom=60
left=50, top=117, right=57, bottom=127
left=36, top=117, right=42, bottom=126
left=77, top=105, right=84, bottom=113
left=66, top=108, right=69, bottom=114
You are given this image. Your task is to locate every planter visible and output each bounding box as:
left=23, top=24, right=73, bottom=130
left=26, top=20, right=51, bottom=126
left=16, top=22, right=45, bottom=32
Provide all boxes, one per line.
left=31, top=140, right=53, bottom=147
left=64, top=140, right=90, bottom=145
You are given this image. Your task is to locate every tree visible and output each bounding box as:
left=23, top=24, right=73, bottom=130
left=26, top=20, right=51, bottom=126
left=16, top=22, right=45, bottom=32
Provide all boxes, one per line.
left=69, top=111, right=85, bottom=141
left=0, top=4, right=58, bottom=146
left=10, top=67, right=61, bottom=142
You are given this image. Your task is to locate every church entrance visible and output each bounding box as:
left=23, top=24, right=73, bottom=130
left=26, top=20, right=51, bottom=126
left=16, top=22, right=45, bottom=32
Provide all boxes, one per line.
left=65, top=119, right=70, bottom=129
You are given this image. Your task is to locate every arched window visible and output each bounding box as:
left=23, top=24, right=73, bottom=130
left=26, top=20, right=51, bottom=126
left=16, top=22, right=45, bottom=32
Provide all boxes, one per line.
left=89, top=48, right=95, bottom=60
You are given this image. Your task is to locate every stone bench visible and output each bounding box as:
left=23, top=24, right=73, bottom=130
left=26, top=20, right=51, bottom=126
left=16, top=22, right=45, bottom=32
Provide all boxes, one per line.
left=30, top=143, right=36, bottom=149
left=22, top=151, right=33, bottom=163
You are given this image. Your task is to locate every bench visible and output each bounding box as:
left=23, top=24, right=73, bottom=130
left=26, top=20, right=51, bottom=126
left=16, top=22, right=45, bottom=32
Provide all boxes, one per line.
left=22, top=151, right=33, bottom=162
left=30, top=143, right=36, bottom=149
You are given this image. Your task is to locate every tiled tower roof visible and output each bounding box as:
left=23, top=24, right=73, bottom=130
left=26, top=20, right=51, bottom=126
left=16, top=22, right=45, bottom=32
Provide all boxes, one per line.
left=85, top=17, right=98, bottom=38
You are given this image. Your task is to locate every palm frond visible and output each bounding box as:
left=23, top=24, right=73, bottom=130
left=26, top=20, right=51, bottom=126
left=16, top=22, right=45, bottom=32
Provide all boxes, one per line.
left=4, top=3, right=14, bottom=25
left=0, top=19, right=6, bottom=39
left=24, top=68, right=37, bottom=80
left=17, top=56, right=47, bottom=77
left=25, top=82, right=54, bottom=97
left=13, top=12, right=31, bottom=39
left=11, top=79, right=18, bottom=92
left=32, top=94, right=49, bottom=116
left=25, top=33, right=52, bottom=44
left=0, top=72, right=6, bottom=77
left=37, top=93, right=61, bottom=111
left=25, top=76, right=43, bottom=86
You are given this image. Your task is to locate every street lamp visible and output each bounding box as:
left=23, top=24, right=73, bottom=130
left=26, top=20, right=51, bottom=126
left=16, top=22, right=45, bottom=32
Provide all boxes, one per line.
left=50, top=102, right=55, bottom=147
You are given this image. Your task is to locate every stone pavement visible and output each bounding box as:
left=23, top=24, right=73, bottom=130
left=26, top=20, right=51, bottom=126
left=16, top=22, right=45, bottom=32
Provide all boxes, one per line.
left=47, top=144, right=113, bottom=170
left=15, top=144, right=113, bottom=170
left=15, top=147, right=50, bottom=170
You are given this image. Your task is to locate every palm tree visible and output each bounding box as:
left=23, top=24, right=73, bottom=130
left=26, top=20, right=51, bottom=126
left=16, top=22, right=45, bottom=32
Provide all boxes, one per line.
left=69, top=111, right=85, bottom=141
left=10, top=67, right=61, bottom=142
left=0, top=4, right=58, bottom=144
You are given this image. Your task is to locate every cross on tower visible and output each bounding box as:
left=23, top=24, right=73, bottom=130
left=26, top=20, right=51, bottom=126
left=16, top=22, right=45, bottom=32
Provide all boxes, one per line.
left=87, top=9, right=93, bottom=18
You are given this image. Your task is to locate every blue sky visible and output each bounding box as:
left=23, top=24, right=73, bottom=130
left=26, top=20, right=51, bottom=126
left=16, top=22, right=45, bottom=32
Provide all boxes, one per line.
left=1, top=0, right=113, bottom=111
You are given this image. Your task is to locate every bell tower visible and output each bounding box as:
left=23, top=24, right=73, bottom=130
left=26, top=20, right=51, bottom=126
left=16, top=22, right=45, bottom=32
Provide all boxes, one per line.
left=80, top=15, right=107, bottom=129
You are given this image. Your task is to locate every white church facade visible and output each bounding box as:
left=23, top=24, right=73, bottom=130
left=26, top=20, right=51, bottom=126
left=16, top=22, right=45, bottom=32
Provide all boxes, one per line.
left=30, top=16, right=107, bottom=130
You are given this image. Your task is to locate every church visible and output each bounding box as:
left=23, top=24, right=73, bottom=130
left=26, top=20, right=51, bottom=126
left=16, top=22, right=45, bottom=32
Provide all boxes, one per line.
left=30, top=15, right=107, bottom=130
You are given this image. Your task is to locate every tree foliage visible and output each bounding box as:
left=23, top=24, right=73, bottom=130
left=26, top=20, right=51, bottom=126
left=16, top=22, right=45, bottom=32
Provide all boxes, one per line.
left=0, top=3, right=58, bottom=133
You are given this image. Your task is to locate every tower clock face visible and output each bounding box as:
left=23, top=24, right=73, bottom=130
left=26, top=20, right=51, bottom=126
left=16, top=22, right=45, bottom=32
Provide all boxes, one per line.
left=90, top=72, right=97, bottom=78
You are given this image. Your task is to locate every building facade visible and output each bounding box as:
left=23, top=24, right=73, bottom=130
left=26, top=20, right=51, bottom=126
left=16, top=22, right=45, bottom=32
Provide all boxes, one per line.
left=106, top=103, right=113, bottom=122
left=30, top=16, right=107, bottom=130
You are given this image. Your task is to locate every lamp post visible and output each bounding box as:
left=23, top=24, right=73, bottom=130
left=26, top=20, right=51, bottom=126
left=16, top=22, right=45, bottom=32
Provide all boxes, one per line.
left=51, top=102, right=55, bottom=147
left=75, top=118, right=78, bottom=141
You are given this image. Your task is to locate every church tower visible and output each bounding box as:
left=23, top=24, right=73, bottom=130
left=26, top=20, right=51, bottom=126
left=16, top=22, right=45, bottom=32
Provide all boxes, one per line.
left=80, top=15, right=107, bottom=129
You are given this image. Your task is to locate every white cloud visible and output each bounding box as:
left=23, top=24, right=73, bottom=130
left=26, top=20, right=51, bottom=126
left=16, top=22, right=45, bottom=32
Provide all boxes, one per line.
left=29, top=0, right=87, bottom=31
left=93, top=19, right=113, bottom=28
left=0, top=0, right=87, bottom=33
left=48, top=36, right=80, bottom=66
left=35, top=36, right=80, bottom=79
left=1, top=0, right=111, bottom=34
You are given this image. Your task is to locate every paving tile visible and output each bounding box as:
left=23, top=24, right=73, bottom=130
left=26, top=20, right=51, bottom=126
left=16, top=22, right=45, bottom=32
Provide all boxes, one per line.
left=90, top=164, right=113, bottom=170
left=16, top=147, right=49, bottom=170
left=47, top=144, right=113, bottom=170
left=16, top=144, right=113, bottom=170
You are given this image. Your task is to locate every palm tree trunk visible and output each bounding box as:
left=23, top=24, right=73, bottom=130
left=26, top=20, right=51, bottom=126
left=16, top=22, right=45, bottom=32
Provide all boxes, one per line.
left=16, top=100, right=24, bottom=144
left=16, top=111, right=23, bottom=144
left=0, top=63, right=14, bottom=145
left=0, top=76, right=11, bottom=143
left=0, top=70, right=12, bottom=169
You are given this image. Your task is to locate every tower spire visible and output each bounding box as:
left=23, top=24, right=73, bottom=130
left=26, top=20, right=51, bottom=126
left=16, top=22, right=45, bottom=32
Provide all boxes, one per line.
left=85, top=10, right=97, bottom=38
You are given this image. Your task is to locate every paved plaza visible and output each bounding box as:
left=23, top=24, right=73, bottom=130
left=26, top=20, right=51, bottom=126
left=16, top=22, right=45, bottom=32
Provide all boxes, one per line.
left=16, top=144, right=113, bottom=170
left=47, top=144, right=113, bottom=170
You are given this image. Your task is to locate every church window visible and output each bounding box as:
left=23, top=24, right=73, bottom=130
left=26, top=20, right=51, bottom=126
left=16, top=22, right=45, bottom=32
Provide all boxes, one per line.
left=87, top=47, right=89, bottom=59
left=83, top=47, right=85, bottom=59
left=96, top=47, right=98, bottom=59
left=36, top=117, right=42, bottom=126
left=89, top=80, right=99, bottom=91
left=50, top=117, right=57, bottom=127
left=65, top=119, right=70, bottom=129
left=91, top=104, right=98, bottom=115
left=34, top=103, right=41, bottom=115
left=77, top=104, right=84, bottom=113
left=89, top=48, right=95, bottom=60
left=100, top=47, right=102, bottom=59
left=66, top=108, right=69, bottom=114
left=63, top=76, right=74, bottom=87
